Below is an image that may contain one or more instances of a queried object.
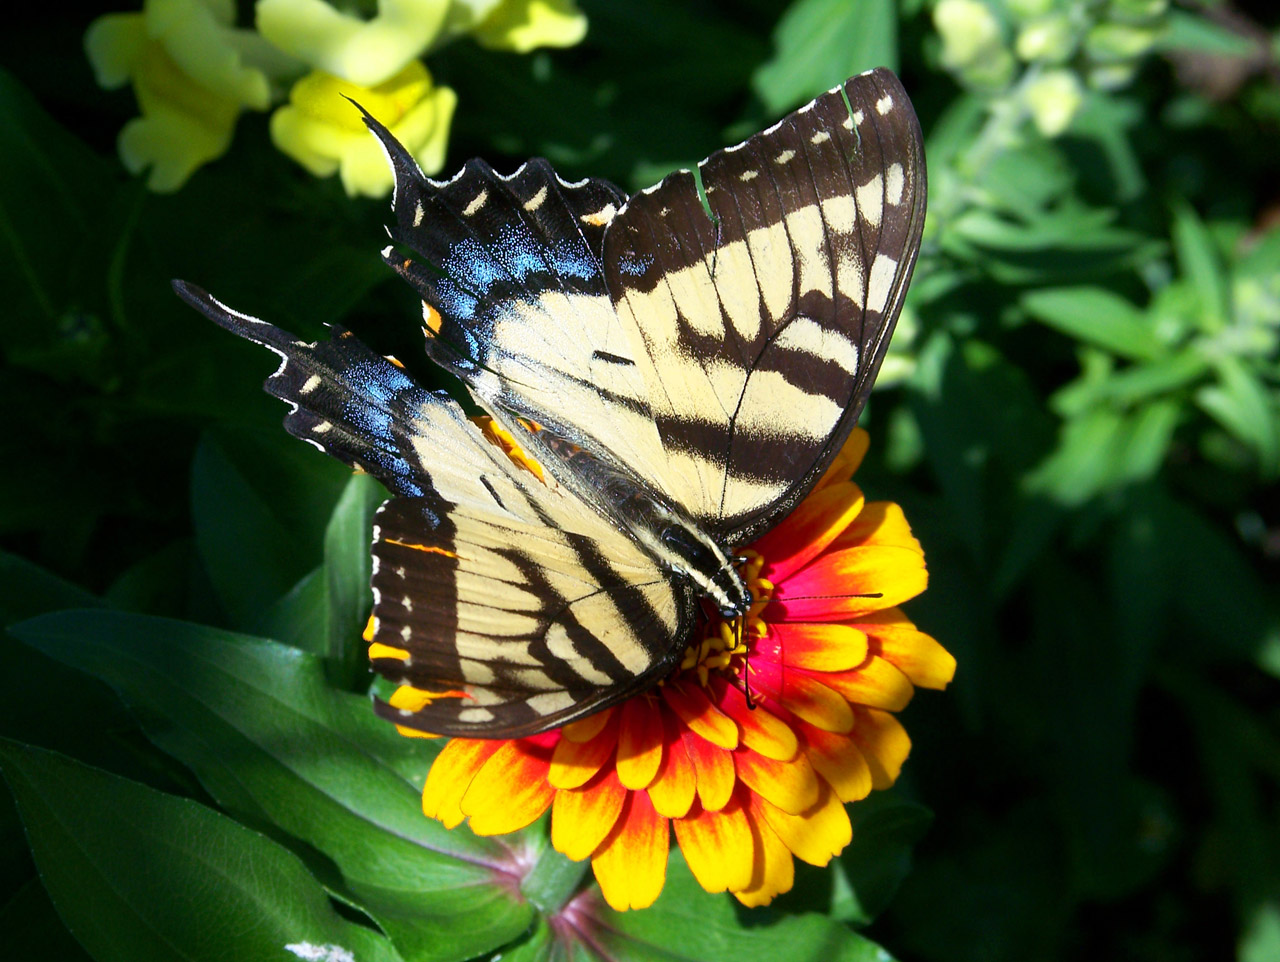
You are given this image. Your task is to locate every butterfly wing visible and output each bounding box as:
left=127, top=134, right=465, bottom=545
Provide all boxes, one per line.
left=175, top=282, right=695, bottom=737
left=604, top=68, right=926, bottom=544
left=370, top=68, right=925, bottom=547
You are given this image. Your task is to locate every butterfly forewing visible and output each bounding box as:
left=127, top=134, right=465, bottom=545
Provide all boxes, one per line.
left=602, top=68, right=926, bottom=544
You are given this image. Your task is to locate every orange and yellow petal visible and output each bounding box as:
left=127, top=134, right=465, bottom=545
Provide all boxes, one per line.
left=672, top=795, right=755, bottom=894
left=552, top=769, right=626, bottom=861
left=647, top=722, right=697, bottom=818
left=750, top=782, right=851, bottom=867
left=800, top=723, right=874, bottom=803
left=751, top=480, right=866, bottom=583
left=819, top=656, right=916, bottom=712
left=778, top=670, right=855, bottom=733
left=735, top=747, right=821, bottom=815
left=773, top=622, right=869, bottom=672
left=549, top=713, right=618, bottom=789
left=861, top=608, right=957, bottom=690
left=775, top=545, right=927, bottom=621
left=849, top=708, right=912, bottom=790
left=833, top=500, right=924, bottom=554
left=682, top=730, right=736, bottom=812
left=460, top=741, right=554, bottom=835
left=592, top=792, right=669, bottom=911
left=735, top=809, right=796, bottom=907
left=662, top=682, right=739, bottom=749
left=716, top=684, right=797, bottom=761
left=616, top=697, right=665, bottom=790
left=421, top=737, right=501, bottom=827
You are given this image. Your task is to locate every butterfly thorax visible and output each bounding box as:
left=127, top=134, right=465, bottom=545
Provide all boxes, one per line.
left=535, top=430, right=751, bottom=618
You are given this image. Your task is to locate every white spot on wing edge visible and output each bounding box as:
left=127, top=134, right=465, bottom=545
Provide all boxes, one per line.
left=738, top=169, right=759, bottom=182
left=774, top=149, right=796, bottom=165
left=810, top=130, right=831, bottom=146
left=300, top=374, right=322, bottom=395
left=412, top=201, right=424, bottom=227
left=458, top=707, right=496, bottom=723
left=876, top=94, right=894, bottom=115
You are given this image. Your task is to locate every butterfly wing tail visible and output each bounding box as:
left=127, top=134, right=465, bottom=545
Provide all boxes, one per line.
left=174, top=280, right=431, bottom=498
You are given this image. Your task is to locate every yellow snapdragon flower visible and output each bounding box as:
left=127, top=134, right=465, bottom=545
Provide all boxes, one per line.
left=86, top=0, right=279, bottom=191
left=270, top=62, right=456, bottom=197
left=256, top=0, right=450, bottom=88
left=446, top=0, right=587, bottom=53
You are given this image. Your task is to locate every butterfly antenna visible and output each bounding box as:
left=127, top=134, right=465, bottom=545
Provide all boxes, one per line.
left=739, top=615, right=756, bottom=710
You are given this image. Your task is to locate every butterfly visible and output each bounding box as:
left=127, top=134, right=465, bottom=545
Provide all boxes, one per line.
left=175, top=67, right=925, bottom=739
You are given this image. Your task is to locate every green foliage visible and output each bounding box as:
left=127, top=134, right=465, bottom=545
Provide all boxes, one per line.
left=1, top=1, right=1278, bottom=961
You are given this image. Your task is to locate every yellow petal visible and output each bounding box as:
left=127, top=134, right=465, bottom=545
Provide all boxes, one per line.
left=850, top=708, right=912, bottom=790
left=548, top=715, right=617, bottom=789
left=735, top=747, right=820, bottom=815
left=421, top=738, right=500, bottom=827
left=834, top=500, right=923, bottom=554
left=752, top=782, right=852, bottom=867
left=551, top=769, right=626, bottom=861
left=562, top=706, right=613, bottom=743
left=813, top=427, right=869, bottom=490
left=734, top=810, right=795, bottom=907
left=861, top=608, right=956, bottom=690
left=819, top=656, right=915, bottom=712
left=592, top=792, right=668, bottom=911
left=256, top=0, right=450, bottom=87
left=460, top=741, right=553, bottom=834
left=472, top=0, right=587, bottom=53
left=672, top=795, right=754, bottom=894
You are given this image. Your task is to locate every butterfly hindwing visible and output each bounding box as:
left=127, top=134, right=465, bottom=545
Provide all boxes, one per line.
left=175, top=281, right=693, bottom=737
left=369, top=497, right=694, bottom=737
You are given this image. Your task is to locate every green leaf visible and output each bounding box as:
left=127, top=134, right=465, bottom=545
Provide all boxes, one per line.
left=1171, top=201, right=1228, bottom=332
left=0, top=550, right=100, bottom=626
left=0, top=739, right=401, bottom=962
left=191, top=434, right=306, bottom=626
left=325, top=472, right=387, bottom=687
left=1022, top=287, right=1165, bottom=361
left=1195, top=358, right=1280, bottom=476
left=753, top=0, right=897, bottom=113
left=1052, top=349, right=1209, bottom=417
left=0, top=879, right=95, bottom=962
left=594, top=853, right=895, bottom=960
left=834, top=796, right=934, bottom=924
left=12, top=609, right=532, bottom=962
left=1158, top=9, right=1258, bottom=57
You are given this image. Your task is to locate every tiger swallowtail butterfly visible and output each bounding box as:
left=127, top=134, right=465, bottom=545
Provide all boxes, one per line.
left=175, top=67, right=926, bottom=739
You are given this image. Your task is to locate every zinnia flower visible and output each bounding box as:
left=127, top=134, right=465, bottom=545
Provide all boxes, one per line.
left=387, top=427, right=954, bottom=910
left=270, top=61, right=456, bottom=196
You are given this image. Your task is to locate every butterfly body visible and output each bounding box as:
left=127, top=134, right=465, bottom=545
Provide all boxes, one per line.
left=179, top=67, right=925, bottom=738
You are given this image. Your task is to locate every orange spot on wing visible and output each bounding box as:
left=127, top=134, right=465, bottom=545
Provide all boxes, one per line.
left=383, top=538, right=457, bottom=558
left=423, top=301, right=443, bottom=337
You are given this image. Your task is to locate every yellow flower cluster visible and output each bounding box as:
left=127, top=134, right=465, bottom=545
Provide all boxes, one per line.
left=85, top=0, right=588, bottom=194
